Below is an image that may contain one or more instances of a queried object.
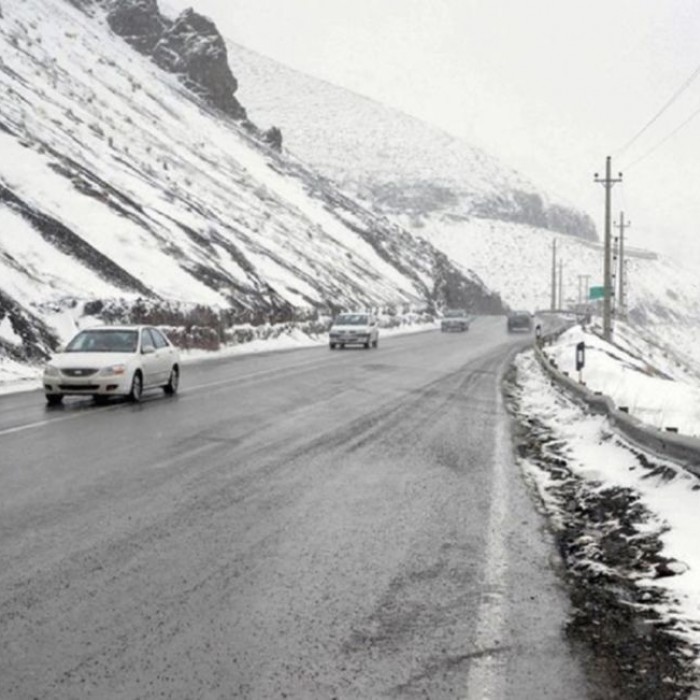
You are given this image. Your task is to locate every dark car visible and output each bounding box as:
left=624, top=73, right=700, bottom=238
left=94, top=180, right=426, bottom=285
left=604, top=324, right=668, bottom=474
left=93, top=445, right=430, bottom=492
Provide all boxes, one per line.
left=441, top=309, right=470, bottom=332
left=507, top=310, right=533, bottom=333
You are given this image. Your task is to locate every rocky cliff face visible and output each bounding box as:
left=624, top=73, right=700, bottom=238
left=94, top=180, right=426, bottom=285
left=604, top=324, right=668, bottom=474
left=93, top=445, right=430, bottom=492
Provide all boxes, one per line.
left=152, top=9, right=246, bottom=119
left=106, top=0, right=246, bottom=120
left=472, top=190, right=597, bottom=241
left=106, top=0, right=169, bottom=54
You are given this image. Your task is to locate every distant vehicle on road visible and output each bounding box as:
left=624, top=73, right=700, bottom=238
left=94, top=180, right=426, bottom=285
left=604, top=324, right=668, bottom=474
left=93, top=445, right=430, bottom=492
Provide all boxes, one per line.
left=329, top=313, right=379, bottom=349
left=441, top=309, right=470, bottom=332
left=43, top=326, right=180, bottom=405
left=507, top=311, right=533, bottom=333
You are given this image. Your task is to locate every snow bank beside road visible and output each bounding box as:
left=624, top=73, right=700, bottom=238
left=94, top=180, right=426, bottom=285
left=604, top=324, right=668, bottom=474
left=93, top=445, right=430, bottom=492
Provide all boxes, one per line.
left=509, top=351, right=700, bottom=695
left=544, top=322, right=700, bottom=437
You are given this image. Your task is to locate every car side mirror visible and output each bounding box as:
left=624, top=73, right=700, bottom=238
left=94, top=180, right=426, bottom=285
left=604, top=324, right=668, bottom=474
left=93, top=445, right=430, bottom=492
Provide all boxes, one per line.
left=142, top=344, right=155, bottom=355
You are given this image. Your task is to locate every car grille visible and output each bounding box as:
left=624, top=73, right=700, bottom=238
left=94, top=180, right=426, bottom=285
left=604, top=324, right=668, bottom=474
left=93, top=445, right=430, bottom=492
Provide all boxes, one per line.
left=58, top=384, right=100, bottom=391
left=61, top=368, right=98, bottom=377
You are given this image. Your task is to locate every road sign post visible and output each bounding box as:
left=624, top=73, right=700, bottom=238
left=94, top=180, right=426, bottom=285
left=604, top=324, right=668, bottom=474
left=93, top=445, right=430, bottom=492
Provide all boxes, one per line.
left=575, top=341, right=585, bottom=383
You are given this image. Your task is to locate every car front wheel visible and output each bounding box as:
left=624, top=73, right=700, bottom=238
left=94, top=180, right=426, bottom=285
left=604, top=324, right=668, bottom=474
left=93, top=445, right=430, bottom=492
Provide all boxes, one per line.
left=128, top=372, right=143, bottom=402
left=46, top=394, right=63, bottom=407
left=163, top=366, right=179, bottom=395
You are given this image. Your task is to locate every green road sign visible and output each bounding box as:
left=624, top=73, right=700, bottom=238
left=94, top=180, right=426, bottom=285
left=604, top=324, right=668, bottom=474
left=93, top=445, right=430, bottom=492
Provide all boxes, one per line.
left=589, top=286, right=605, bottom=300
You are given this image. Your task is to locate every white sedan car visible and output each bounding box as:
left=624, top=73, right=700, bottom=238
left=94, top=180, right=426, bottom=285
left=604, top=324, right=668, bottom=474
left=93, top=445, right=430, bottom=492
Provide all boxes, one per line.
left=329, top=312, right=379, bottom=349
left=43, top=325, right=180, bottom=406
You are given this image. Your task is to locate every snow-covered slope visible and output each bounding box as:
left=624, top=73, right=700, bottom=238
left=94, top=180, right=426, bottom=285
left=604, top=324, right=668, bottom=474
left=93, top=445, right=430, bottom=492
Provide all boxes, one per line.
left=424, top=217, right=700, bottom=368
left=227, top=44, right=700, bottom=368
left=0, top=0, right=503, bottom=366
left=546, top=322, right=700, bottom=436
left=229, top=43, right=596, bottom=239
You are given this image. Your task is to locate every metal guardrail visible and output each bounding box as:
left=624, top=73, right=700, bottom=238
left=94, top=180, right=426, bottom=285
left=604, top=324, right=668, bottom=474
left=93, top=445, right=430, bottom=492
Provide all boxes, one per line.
left=532, top=332, right=700, bottom=476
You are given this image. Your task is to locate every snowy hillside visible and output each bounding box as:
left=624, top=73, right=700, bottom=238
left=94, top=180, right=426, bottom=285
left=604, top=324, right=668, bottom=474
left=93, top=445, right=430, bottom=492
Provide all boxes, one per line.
left=226, top=44, right=700, bottom=369
left=229, top=43, right=596, bottom=239
left=0, top=0, right=503, bottom=367
left=546, top=321, right=700, bottom=435
left=424, top=217, right=700, bottom=368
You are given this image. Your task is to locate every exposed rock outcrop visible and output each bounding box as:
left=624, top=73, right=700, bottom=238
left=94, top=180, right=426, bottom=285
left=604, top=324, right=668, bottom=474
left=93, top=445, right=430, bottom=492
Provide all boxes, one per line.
left=0, top=290, right=58, bottom=362
left=474, top=190, right=597, bottom=241
left=106, top=0, right=170, bottom=54
left=106, top=0, right=246, bottom=120
left=262, top=126, right=283, bottom=151
left=152, top=9, right=246, bottom=119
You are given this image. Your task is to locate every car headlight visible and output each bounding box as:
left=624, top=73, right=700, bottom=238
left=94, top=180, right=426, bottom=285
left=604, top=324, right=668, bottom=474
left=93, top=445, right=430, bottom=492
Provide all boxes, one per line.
left=44, top=364, right=60, bottom=377
left=99, top=364, right=127, bottom=377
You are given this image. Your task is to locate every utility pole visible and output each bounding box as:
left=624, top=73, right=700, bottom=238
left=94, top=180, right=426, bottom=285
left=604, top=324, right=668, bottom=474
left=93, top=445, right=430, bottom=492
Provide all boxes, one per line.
left=612, top=236, right=618, bottom=319
left=558, top=260, right=564, bottom=309
left=594, top=157, right=623, bottom=341
left=577, top=274, right=591, bottom=307
left=614, top=212, right=631, bottom=317
left=550, top=238, right=557, bottom=311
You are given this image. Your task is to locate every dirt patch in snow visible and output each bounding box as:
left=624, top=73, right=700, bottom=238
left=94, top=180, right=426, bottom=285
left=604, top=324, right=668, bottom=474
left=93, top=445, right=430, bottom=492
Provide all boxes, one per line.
left=503, top=365, right=699, bottom=700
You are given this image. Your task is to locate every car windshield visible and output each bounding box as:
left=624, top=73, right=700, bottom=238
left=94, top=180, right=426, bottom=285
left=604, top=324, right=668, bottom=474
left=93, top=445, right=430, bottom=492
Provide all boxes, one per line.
left=444, top=310, right=464, bottom=317
left=65, top=329, right=139, bottom=353
left=334, top=314, right=369, bottom=326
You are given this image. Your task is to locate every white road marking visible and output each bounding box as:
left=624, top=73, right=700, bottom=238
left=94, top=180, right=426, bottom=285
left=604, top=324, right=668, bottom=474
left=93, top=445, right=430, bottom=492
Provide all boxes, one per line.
left=0, top=356, right=327, bottom=437
left=0, top=405, right=115, bottom=437
left=464, top=384, right=510, bottom=700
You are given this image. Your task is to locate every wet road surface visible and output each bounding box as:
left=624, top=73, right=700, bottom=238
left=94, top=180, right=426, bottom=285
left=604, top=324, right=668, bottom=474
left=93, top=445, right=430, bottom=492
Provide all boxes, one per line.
left=0, top=318, right=589, bottom=698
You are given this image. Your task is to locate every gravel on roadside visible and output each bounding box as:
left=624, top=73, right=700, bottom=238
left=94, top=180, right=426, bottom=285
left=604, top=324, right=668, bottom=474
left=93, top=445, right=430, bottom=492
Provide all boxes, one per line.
left=503, top=363, right=699, bottom=700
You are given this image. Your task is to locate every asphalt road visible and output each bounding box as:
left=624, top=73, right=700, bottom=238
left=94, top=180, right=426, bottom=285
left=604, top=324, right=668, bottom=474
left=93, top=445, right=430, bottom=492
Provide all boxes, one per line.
left=0, top=318, right=589, bottom=699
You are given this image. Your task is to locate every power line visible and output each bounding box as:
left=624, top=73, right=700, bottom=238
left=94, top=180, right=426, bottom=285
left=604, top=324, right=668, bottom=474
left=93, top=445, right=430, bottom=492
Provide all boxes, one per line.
left=616, top=60, right=700, bottom=156
left=624, top=102, right=700, bottom=171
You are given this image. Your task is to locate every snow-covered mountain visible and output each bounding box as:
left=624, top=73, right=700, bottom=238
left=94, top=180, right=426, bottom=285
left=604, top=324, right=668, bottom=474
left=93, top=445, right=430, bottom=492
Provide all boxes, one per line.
left=228, top=39, right=700, bottom=370
left=229, top=43, right=597, bottom=240
left=424, top=218, right=700, bottom=366
left=0, top=0, right=504, bottom=367
left=2, top=0, right=698, bottom=383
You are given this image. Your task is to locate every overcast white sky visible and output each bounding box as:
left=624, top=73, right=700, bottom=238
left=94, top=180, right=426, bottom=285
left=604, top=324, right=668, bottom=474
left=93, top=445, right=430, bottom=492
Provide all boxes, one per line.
left=164, top=0, right=700, bottom=260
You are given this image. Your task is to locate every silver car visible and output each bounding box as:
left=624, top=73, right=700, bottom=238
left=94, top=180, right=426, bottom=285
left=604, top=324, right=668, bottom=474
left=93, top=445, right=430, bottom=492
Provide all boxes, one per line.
left=329, top=313, right=379, bottom=349
left=441, top=309, right=470, bottom=332
left=43, top=325, right=180, bottom=405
